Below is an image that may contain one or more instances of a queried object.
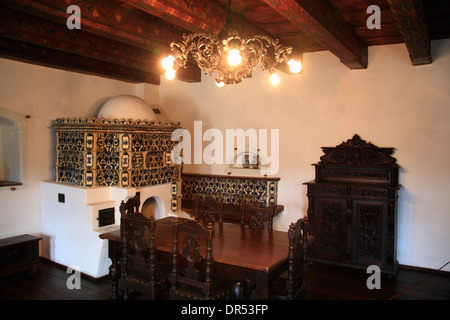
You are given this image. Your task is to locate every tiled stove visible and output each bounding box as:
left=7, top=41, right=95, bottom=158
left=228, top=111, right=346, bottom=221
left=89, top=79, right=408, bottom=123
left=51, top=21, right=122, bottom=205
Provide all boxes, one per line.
left=41, top=96, right=183, bottom=278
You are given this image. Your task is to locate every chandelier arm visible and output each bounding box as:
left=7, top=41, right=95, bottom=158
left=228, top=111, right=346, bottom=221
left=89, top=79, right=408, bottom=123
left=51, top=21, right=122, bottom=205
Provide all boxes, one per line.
left=241, top=38, right=265, bottom=70
left=251, top=36, right=293, bottom=63
left=171, top=33, right=223, bottom=73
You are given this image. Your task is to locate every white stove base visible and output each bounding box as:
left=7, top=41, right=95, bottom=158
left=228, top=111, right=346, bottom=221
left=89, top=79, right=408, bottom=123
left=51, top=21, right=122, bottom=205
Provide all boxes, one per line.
left=40, top=181, right=177, bottom=278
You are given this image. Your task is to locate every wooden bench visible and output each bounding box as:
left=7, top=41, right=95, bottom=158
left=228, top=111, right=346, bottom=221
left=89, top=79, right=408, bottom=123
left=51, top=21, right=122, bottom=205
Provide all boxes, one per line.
left=0, top=234, right=42, bottom=277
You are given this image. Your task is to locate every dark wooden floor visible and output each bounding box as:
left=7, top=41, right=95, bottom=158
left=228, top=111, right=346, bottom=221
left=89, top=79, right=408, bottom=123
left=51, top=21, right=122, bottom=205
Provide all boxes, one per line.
left=1, top=259, right=449, bottom=301
left=307, top=262, right=450, bottom=300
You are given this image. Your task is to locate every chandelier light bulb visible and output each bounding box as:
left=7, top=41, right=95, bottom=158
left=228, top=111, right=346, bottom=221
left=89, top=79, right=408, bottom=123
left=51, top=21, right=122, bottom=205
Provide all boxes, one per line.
left=215, top=80, right=225, bottom=87
left=165, top=68, right=176, bottom=80
left=288, top=59, right=302, bottom=74
left=227, top=49, right=241, bottom=66
left=161, top=55, right=175, bottom=70
left=269, top=71, right=280, bottom=86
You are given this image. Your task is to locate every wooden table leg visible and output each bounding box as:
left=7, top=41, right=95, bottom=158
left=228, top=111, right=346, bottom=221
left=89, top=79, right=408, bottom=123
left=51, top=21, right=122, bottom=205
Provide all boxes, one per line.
left=107, top=240, right=121, bottom=300
left=255, top=271, right=270, bottom=299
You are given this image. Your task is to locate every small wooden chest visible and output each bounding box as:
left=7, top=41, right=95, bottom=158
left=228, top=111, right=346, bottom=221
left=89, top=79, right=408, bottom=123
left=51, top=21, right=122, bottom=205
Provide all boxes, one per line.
left=0, top=234, right=41, bottom=277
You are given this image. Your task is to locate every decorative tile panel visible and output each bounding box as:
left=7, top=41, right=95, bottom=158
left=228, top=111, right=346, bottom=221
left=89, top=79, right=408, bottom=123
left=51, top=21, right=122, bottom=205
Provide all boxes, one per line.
left=53, top=118, right=182, bottom=188
left=181, top=173, right=279, bottom=207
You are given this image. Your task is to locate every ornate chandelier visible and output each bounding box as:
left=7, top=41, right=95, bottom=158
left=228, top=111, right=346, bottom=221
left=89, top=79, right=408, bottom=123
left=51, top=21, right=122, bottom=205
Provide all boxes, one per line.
left=161, top=0, right=302, bottom=86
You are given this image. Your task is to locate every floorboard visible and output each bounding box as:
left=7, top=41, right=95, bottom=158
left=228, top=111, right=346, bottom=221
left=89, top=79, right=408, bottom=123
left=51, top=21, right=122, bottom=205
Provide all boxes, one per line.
left=306, top=262, right=450, bottom=300
left=0, top=259, right=449, bottom=301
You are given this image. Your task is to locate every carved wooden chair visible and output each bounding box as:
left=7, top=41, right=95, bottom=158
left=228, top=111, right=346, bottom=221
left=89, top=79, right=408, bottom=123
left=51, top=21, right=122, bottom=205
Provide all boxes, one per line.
left=119, top=211, right=170, bottom=299
left=169, top=218, right=239, bottom=300
left=194, top=196, right=224, bottom=226
left=239, top=202, right=276, bottom=230
left=272, top=217, right=309, bottom=300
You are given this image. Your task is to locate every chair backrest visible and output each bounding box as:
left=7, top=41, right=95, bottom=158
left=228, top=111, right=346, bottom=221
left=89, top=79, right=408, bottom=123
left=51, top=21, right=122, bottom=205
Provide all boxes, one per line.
left=194, top=197, right=224, bottom=226
left=170, top=218, right=215, bottom=298
left=240, top=203, right=276, bottom=230
left=119, top=194, right=140, bottom=216
left=286, top=217, right=308, bottom=299
left=120, top=211, right=156, bottom=282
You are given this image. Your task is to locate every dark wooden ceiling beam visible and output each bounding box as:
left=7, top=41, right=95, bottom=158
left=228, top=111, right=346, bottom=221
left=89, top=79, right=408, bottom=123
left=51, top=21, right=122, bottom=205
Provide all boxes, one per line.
left=1, top=0, right=180, bottom=54
left=0, top=6, right=158, bottom=72
left=0, top=0, right=201, bottom=83
left=261, top=0, right=368, bottom=69
left=387, top=0, right=431, bottom=65
left=117, top=0, right=225, bottom=34
left=117, top=0, right=276, bottom=36
left=0, top=36, right=160, bottom=85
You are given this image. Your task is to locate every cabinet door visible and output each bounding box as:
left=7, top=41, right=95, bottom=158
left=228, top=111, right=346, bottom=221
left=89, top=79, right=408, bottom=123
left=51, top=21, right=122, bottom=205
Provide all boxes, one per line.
left=313, top=197, right=348, bottom=261
left=353, top=200, right=387, bottom=267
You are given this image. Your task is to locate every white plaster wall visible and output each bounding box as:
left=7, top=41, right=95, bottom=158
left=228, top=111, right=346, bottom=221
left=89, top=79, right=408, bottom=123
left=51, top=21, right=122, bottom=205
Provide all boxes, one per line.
left=160, top=40, right=450, bottom=271
left=0, top=58, right=159, bottom=239
left=0, top=38, right=449, bottom=274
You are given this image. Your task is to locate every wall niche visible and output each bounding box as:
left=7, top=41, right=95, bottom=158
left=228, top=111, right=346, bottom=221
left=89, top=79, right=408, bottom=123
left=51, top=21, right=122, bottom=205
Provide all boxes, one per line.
left=0, top=108, right=27, bottom=187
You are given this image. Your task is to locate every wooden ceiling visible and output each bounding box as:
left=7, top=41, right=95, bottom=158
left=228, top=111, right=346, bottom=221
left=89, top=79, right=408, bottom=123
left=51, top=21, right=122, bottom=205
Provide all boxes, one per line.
left=0, top=0, right=449, bottom=85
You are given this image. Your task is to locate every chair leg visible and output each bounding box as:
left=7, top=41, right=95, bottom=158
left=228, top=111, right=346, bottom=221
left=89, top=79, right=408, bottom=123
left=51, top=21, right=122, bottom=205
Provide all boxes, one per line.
left=237, top=280, right=256, bottom=300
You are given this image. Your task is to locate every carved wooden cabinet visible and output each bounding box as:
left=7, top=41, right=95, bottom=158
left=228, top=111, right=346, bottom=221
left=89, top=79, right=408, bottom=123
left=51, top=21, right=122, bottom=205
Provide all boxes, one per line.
left=304, top=135, right=400, bottom=276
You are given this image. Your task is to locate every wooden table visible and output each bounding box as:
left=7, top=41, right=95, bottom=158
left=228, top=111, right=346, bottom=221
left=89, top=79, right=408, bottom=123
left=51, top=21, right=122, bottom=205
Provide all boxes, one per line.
left=99, top=216, right=289, bottom=300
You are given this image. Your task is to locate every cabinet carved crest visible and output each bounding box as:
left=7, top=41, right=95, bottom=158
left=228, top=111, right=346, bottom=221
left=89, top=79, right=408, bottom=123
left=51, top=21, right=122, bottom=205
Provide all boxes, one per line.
left=319, top=134, right=397, bottom=166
